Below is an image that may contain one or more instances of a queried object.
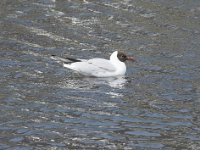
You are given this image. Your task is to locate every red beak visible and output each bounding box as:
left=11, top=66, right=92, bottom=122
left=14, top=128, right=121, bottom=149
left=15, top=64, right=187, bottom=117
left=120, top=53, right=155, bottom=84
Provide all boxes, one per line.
left=127, top=56, right=136, bottom=62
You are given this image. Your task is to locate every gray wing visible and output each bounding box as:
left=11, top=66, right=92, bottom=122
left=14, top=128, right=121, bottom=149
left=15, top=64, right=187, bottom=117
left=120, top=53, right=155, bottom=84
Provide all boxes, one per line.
left=63, top=58, right=117, bottom=77
left=51, top=55, right=85, bottom=63
left=87, top=58, right=116, bottom=72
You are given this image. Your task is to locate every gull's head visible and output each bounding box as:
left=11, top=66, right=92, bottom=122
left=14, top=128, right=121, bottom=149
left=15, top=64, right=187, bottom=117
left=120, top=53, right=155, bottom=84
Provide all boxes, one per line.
left=110, top=51, right=135, bottom=63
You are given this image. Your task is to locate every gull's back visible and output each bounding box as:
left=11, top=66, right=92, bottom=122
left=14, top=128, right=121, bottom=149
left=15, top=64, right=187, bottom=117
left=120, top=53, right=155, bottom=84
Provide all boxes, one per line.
left=63, top=58, right=117, bottom=77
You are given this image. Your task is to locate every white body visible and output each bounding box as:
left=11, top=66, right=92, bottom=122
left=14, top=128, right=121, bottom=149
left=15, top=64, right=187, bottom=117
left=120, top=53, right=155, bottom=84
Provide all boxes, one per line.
left=63, top=51, right=126, bottom=77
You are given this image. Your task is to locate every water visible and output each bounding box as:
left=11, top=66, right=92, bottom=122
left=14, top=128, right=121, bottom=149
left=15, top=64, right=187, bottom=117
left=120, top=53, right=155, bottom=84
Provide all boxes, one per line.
left=0, top=0, right=200, bottom=149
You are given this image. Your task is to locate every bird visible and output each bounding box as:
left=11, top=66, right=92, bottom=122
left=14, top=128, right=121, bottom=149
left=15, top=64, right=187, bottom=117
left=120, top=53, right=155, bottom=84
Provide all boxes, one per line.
left=51, top=51, right=135, bottom=77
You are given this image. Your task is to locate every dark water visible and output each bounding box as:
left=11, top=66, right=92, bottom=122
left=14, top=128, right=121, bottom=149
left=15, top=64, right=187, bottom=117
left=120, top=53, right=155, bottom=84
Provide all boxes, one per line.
left=0, top=0, right=200, bottom=149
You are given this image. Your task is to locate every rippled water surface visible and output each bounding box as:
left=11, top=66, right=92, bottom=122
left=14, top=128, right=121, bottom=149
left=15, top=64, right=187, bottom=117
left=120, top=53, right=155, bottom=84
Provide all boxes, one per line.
left=0, top=0, right=200, bottom=149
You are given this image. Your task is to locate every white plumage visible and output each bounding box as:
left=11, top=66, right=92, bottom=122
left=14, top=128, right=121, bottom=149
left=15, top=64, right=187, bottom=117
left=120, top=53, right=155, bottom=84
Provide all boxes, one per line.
left=52, top=51, right=135, bottom=77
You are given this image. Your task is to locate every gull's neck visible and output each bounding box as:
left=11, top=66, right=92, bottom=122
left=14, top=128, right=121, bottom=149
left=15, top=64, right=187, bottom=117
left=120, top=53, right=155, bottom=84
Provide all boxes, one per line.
left=110, top=51, right=126, bottom=75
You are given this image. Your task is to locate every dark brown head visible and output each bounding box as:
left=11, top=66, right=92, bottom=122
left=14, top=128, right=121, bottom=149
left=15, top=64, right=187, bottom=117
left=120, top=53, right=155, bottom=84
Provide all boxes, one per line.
left=117, top=51, right=135, bottom=62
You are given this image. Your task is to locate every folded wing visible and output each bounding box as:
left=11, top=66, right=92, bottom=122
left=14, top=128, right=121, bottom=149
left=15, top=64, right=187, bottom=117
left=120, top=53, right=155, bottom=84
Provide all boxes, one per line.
left=63, top=58, right=117, bottom=77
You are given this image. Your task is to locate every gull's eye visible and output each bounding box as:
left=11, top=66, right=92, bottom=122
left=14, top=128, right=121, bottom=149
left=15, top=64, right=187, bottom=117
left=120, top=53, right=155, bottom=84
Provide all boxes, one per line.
left=117, top=52, right=127, bottom=62
left=122, top=55, right=126, bottom=58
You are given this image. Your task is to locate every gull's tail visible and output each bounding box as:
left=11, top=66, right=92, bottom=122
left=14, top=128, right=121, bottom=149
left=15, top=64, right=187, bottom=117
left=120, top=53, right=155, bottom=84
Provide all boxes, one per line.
left=51, top=55, right=82, bottom=64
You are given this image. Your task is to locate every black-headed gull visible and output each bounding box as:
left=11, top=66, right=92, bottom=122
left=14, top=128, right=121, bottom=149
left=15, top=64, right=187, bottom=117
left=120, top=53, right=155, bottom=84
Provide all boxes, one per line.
left=52, top=51, right=135, bottom=77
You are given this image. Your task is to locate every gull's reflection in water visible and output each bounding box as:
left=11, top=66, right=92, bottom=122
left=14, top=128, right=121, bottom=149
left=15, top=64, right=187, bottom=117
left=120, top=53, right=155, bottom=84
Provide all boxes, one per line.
left=81, top=76, right=127, bottom=99
left=62, top=75, right=127, bottom=89
left=83, top=76, right=127, bottom=89
left=105, top=76, right=127, bottom=89
left=58, top=76, right=127, bottom=99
